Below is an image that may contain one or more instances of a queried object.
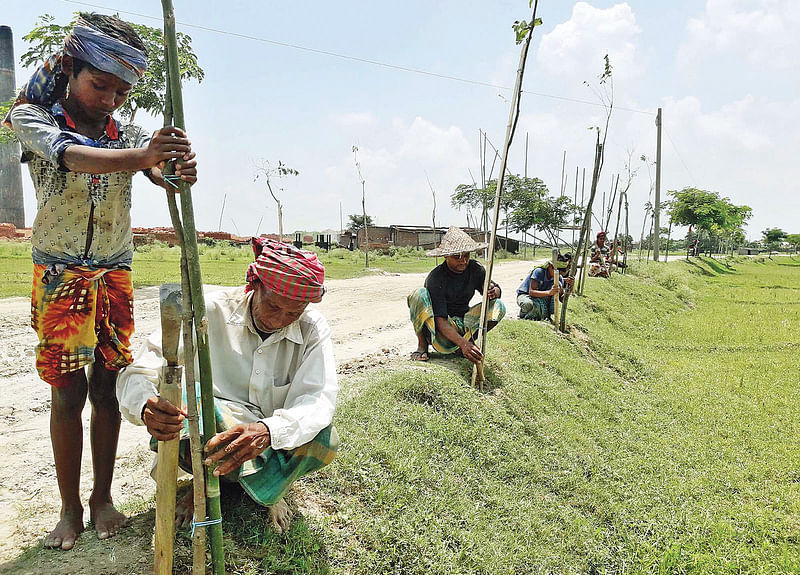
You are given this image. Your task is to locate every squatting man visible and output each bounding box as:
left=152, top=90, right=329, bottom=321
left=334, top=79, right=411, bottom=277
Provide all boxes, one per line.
left=117, top=239, right=339, bottom=532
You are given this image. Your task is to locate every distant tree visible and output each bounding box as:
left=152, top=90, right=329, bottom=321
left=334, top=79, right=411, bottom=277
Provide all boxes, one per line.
left=668, top=187, right=750, bottom=257
left=762, top=227, right=787, bottom=256
left=786, top=233, right=800, bottom=254
left=451, top=182, right=493, bottom=214
left=506, top=176, right=575, bottom=247
left=19, top=12, right=204, bottom=123
left=253, top=160, right=299, bottom=239
left=346, top=214, right=374, bottom=233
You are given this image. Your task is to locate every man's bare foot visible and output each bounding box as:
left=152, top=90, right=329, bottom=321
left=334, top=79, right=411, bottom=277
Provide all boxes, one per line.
left=175, top=488, right=194, bottom=530
left=410, top=349, right=429, bottom=361
left=89, top=498, right=127, bottom=540
left=267, top=497, right=293, bottom=533
left=44, top=508, right=85, bottom=550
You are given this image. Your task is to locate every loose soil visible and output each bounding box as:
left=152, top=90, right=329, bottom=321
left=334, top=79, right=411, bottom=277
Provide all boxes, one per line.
left=0, top=259, right=537, bottom=573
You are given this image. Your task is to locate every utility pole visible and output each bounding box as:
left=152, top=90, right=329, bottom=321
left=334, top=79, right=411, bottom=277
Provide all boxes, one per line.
left=653, top=107, right=662, bottom=261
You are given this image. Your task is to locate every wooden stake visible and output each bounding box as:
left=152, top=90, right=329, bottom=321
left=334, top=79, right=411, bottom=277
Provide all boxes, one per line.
left=153, top=362, right=182, bottom=575
left=471, top=1, right=540, bottom=387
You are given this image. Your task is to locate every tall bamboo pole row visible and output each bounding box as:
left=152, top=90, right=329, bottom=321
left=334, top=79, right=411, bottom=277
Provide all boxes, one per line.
left=471, top=0, right=539, bottom=387
left=161, top=1, right=225, bottom=572
left=559, top=137, right=602, bottom=331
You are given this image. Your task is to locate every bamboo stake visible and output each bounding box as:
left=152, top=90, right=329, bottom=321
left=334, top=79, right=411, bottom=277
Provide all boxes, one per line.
left=163, top=75, right=207, bottom=574
left=551, top=247, right=560, bottom=326
left=161, top=1, right=224, bottom=573
left=472, top=1, right=540, bottom=388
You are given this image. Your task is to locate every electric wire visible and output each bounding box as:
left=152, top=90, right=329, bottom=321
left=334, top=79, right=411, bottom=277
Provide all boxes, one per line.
left=60, top=0, right=655, bottom=116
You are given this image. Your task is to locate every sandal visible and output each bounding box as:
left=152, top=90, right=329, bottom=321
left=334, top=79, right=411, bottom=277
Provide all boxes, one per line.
left=410, top=350, right=429, bottom=361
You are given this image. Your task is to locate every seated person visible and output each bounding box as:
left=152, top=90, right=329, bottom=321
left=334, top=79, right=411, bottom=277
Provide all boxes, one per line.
left=117, top=239, right=338, bottom=533
left=517, top=254, right=573, bottom=321
left=407, top=226, right=505, bottom=363
left=589, top=231, right=616, bottom=277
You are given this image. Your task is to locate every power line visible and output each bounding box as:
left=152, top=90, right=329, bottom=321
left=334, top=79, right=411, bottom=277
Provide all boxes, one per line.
left=60, top=0, right=654, bottom=116
left=663, top=126, right=697, bottom=182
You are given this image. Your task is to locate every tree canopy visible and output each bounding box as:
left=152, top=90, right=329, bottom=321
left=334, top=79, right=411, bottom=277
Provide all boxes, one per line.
left=347, top=214, right=374, bottom=233
left=20, top=12, right=204, bottom=122
left=668, top=187, right=751, bottom=244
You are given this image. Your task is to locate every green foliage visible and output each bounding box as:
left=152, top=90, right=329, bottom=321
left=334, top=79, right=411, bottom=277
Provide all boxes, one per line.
left=0, top=98, right=17, bottom=144
left=503, top=175, right=576, bottom=244
left=20, top=13, right=204, bottom=121
left=346, top=214, right=374, bottom=233
left=511, top=16, right=542, bottom=44
left=669, top=187, right=751, bottom=249
left=450, top=182, right=493, bottom=212
left=786, top=233, right=800, bottom=253
left=762, top=227, right=787, bottom=254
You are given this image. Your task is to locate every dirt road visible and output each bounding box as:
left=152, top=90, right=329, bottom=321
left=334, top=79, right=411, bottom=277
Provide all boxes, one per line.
left=0, top=259, right=539, bottom=567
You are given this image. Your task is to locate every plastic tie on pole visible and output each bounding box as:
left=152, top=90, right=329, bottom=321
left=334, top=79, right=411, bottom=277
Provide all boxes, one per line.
left=191, top=515, right=222, bottom=537
left=163, top=174, right=182, bottom=188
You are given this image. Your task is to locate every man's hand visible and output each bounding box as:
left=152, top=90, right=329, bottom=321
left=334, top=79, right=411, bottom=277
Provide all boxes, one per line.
left=548, top=285, right=560, bottom=297
left=171, top=151, right=197, bottom=185
left=488, top=282, right=501, bottom=300
left=142, top=395, right=185, bottom=441
left=459, top=340, right=484, bottom=364
left=142, top=127, right=193, bottom=172
left=204, top=422, right=271, bottom=477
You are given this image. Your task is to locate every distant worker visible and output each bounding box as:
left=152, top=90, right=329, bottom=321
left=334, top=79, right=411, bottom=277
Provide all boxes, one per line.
left=589, top=231, right=615, bottom=277
left=407, top=226, right=505, bottom=363
left=517, top=254, right=573, bottom=321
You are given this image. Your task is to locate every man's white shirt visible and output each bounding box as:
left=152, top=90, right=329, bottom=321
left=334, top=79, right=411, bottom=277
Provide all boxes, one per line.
left=116, top=287, right=338, bottom=451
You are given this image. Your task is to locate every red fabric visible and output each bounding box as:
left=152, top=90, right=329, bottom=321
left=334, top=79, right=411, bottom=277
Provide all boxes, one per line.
left=245, top=238, right=326, bottom=303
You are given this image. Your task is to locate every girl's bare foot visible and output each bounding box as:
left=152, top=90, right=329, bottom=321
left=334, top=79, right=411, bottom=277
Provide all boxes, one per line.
left=89, top=498, right=128, bottom=540
left=44, top=507, right=85, bottom=550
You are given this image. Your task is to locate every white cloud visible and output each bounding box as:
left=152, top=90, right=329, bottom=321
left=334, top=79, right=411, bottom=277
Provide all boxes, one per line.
left=678, top=0, right=800, bottom=71
left=277, top=115, right=476, bottom=231
left=537, top=2, right=642, bottom=80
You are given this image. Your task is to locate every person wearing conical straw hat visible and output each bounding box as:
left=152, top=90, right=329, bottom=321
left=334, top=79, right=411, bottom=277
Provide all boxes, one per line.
left=407, top=226, right=506, bottom=363
left=516, top=253, right=573, bottom=321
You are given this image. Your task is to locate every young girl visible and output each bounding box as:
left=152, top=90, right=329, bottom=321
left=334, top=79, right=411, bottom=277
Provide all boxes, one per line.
left=7, top=12, right=197, bottom=550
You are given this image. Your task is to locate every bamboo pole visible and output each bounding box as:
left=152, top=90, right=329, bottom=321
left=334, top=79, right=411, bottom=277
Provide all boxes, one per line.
left=551, top=247, right=560, bottom=326
left=162, top=62, right=207, bottom=575
left=561, top=137, right=602, bottom=329
left=472, top=1, right=539, bottom=388
left=153, top=358, right=181, bottom=574
left=161, top=1, right=225, bottom=572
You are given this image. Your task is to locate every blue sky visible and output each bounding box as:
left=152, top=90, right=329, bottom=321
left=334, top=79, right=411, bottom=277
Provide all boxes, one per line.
left=4, top=0, right=798, bottom=241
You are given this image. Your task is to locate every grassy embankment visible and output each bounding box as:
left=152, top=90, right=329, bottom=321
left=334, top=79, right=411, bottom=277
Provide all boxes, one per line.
left=0, top=240, right=525, bottom=298
left=183, top=255, right=797, bottom=574
left=2, top=245, right=797, bottom=574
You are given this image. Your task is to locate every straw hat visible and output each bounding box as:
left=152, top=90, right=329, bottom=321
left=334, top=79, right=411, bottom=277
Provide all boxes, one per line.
left=426, top=226, right=488, bottom=257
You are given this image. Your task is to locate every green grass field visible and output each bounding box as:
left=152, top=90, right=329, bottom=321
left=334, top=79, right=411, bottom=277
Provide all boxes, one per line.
left=2, top=240, right=797, bottom=574
left=214, top=255, right=795, bottom=575
left=0, top=240, right=526, bottom=298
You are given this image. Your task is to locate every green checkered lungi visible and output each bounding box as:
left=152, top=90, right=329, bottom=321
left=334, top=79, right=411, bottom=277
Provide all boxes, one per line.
left=150, top=384, right=338, bottom=506
left=407, top=287, right=506, bottom=354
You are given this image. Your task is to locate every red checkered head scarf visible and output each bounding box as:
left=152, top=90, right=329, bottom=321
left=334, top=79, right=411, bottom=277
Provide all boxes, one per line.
left=245, top=238, right=326, bottom=303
